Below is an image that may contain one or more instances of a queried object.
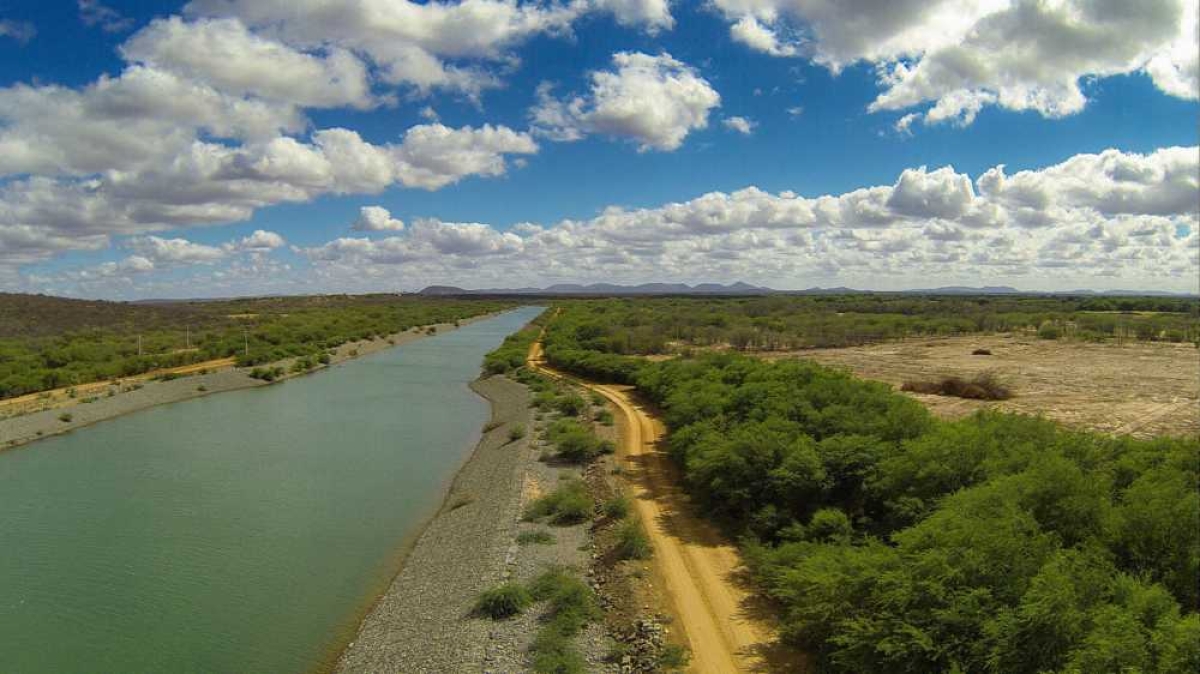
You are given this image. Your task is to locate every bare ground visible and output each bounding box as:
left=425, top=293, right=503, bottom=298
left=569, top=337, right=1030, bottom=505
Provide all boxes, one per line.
left=770, top=334, right=1199, bottom=438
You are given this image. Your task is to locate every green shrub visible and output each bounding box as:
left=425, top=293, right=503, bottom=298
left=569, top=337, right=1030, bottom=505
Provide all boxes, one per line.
left=525, top=480, right=593, bottom=525
left=57, top=412, right=73, bottom=423
left=555, top=393, right=588, bottom=417
left=474, top=583, right=532, bottom=619
left=614, top=517, right=652, bottom=560
left=603, top=493, right=631, bottom=520
left=508, top=424, right=527, bottom=442
left=595, top=409, right=614, bottom=425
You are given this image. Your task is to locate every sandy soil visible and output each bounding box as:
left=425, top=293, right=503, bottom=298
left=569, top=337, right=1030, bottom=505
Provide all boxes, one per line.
left=0, top=315, right=496, bottom=452
left=773, top=334, right=1199, bottom=438
left=529, top=341, right=795, bottom=674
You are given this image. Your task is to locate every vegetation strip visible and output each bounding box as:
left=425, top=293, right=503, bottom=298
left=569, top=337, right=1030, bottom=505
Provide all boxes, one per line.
left=539, top=302, right=1200, bottom=674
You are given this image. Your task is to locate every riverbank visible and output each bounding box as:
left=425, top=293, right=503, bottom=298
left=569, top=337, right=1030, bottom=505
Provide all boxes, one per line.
left=0, top=313, right=497, bottom=452
left=333, top=372, right=616, bottom=674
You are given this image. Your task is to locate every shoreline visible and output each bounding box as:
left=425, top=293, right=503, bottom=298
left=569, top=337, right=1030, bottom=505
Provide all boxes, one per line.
left=0, top=311, right=502, bottom=453
left=330, top=373, right=535, bottom=673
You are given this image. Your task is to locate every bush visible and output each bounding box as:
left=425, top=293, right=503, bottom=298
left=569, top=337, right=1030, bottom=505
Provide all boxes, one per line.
left=603, top=493, right=631, bottom=520
left=58, top=412, right=73, bottom=423
left=555, top=393, right=588, bottom=417
left=901, top=371, right=1012, bottom=400
left=546, top=419, right=612, bottom=463
left=972, top=348, right=992, bottom=355
left=614, top=517, right=652, bottom=560
left=508, top=424, right=527, bottom=442
left=595, top=409, right=614, bottom=425
left=525, top=480, right=593, bottom=525
left=474, top=583, right=532, bottom=619
left=528, top=568, right=601, bottom=674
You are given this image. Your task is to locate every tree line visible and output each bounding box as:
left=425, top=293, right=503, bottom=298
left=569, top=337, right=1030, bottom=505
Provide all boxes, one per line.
left=0, top=294, right=513, bottom=398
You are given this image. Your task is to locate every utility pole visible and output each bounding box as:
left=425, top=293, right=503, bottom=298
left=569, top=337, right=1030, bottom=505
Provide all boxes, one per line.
left=243, top=328, right=249, bottom=357
left=137, top=334, right=143, bottom=357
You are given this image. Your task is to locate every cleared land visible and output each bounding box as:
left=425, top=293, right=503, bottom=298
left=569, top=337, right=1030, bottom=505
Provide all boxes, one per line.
left=777, top=334, right=1199, bottom=438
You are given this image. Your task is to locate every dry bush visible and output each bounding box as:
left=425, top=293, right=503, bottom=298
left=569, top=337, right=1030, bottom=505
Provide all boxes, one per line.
left=901, top=372, right=1012, bottom=400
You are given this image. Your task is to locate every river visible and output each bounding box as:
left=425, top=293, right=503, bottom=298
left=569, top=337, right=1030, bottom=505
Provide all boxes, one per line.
left=0, top=306, right=542, bottom=673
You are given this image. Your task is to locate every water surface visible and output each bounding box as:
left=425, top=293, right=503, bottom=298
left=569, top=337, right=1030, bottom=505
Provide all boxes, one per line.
left=0, top=307, right=541, bottom=673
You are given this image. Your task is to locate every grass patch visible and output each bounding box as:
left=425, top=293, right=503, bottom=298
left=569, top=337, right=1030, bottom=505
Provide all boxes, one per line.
left=474, top=582, right=532, bottom=619
left=546, top=419, right=614, bottom=464
left=57, top=412, right=73, bottom=423
left=529, top=567, right=602, bottom=674
left=614, top=517, right=652, bottom=560
left=901, top=371, right=1012, bottom=400
left=517, top=530, right=555, bottom=545
left=525, top=480, right=593, bottom=525
left=508, top=424, right=527, bottom=442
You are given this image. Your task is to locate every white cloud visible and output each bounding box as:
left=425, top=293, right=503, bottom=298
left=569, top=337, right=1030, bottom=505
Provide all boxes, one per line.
left=130, top=235, right=227, bottom=264
left=729, top=15, right=797, bottom=57
left=121, top=17, right=377, bottom=109
left=722, top=115, right=757, bottom=135
left=531, top=51, right=721, bottom=151
left=712, top=0, right=1199, bottom=126
left=351, top=206, right=406, bottom=231
left=290, top=146, right=1198, bottom=293
left=589, top=0, right=674, bottom=32
left=235, top=229, right=286, bottom=251
left=78, top=0, right=134, bottom=33
left=182, top=0, right=586, bottom=97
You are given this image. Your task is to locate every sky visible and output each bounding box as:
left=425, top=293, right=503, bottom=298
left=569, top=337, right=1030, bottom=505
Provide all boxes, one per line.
left=0, top=0, right=1196, bottom=299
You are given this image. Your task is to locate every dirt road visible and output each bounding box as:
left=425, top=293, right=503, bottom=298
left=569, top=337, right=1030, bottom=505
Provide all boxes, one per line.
left=528, top=341, right=786, bottom=674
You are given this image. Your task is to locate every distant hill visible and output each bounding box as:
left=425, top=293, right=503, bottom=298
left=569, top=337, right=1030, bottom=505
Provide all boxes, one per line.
left=416, top=283, right=1196, bottom=297
left=417, top=281, right=769, bottom=296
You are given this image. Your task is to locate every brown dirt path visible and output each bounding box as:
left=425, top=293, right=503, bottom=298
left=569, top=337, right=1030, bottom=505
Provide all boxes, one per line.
left=528, top=340, right=792, bottom=674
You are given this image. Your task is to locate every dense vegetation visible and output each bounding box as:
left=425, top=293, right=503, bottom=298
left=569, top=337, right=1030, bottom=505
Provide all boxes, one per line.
left=538, top=302, right=1200, bottom=674
left=538, top=295, right=1200, bottom=360
left=0, top=293, right=513, bottom=398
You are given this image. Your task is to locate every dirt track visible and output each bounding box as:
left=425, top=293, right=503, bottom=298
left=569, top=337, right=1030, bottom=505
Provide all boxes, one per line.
left=528, top=341, right=787, bottom=674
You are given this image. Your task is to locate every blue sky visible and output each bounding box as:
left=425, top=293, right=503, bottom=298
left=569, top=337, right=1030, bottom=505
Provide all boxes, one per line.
left=0, top=1, right=1196, bottom=297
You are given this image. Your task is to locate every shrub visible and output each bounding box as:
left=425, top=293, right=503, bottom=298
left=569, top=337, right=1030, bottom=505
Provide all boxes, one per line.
left=614, top=517, right=652, bottom=560
left=603, top=493, right=631, bottom=520
left=595, top=409, right=614, bottom=425
left=196, top=385, right=208, bottom=392
left=517, top=530, right=555, bottom=545
left=474, top=583, right=532, bottom=619
left=58, top=412, right=73, bottom=423
left=508, top=424, right=527, bottom=442
left=972, top=348, right=993, bottom=356
left=525, top=480, right=593, bottom=525
left=555, top=394, right=588, bottom=417
left=901, top=372, right=1012, bottom=400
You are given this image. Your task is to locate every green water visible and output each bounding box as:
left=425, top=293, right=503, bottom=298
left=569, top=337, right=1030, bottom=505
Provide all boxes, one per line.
left=0, top=307, right=542, bottom=674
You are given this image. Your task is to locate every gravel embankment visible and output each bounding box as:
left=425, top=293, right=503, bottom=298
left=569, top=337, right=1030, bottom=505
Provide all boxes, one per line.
left=0, top=317, right=487, bottom=452
left=334, top=375, right=617, bottom=674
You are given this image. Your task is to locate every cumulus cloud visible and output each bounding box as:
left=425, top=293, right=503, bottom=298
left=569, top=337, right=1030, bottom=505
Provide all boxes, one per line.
left=121, top=17, right=377, bottom=109
left=722, top=115, right=757, bottom=135
left=180, top=0, right=673, bottom=97
left=351, top=206, right=406, bottom=231
left=531, top=51, right=720, bottom=151
left=130, top=235, right=227, bottom=264
left=288, top=146, right=1198, bottom=293
left=712, top=0, right=1199, bottom=126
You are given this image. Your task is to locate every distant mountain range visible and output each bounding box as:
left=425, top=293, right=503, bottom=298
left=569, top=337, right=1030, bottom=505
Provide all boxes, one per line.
left=416, top=283, right=1196, bottom=297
